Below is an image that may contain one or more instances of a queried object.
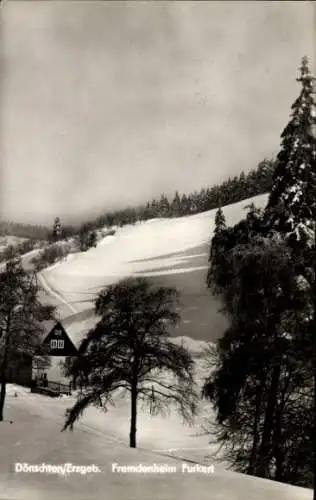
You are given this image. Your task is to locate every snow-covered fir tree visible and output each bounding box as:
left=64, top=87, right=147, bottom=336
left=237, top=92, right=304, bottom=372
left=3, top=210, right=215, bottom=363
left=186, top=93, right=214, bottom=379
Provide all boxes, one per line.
left=214, top=207, right=226, bottom=235
left=265, top=56, right=316, bottom=244
left=52, top=217, right=63, bottom=242
left=171, top=191, right=182, bottom=217
left=206, top=207, right=227, bottom=292
left=203, top=60, right=315, bottom=487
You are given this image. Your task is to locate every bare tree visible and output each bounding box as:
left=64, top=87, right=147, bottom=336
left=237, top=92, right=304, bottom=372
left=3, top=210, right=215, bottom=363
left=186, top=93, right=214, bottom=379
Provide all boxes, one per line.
left=62, top=277, right=198, bottom=448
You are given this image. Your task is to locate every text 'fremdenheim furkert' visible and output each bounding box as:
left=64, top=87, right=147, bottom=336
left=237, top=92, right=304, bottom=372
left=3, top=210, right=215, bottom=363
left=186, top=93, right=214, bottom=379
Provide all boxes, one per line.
left=112, top=463, right=215, bottom=474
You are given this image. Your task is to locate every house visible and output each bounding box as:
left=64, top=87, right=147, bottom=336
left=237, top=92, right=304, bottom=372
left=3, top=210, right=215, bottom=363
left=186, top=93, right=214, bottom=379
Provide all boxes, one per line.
left=3, top=319, right=77, bottom=388
left=4, top=315, right=97, bottom=393
left=3, top=320, right=55, bottom=388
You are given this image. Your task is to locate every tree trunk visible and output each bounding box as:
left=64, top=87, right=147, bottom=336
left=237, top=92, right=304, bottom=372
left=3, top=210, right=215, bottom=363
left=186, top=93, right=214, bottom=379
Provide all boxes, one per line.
left=273, top=366, right=292, bottom=482
left=0, top=352, right=9, bottom=421
left=255, top=363, right=281, bottom=477
left=0, top=378, right=6, bottom=422
left=0, top=314, right=11, bottom=422
left=129, top=382, right=137, bottom=448
left=0, top=346, right=9, bottom=422
left=248, top=378, right=264, bottom=475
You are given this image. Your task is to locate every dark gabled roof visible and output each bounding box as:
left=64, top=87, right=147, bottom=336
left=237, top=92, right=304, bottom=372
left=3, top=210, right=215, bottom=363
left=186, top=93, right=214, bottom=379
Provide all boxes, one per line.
left=42, top=321, right=78, bottom=356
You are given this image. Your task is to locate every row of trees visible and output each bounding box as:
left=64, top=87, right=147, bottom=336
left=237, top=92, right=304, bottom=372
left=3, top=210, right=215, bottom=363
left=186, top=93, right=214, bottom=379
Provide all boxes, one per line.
left=203, top=57, right=315, bottom=488
left=72, top=158, right=275, bottom=232
left=0, top=221, right=49, bottom=240
left=0, top=155, right=274, bottom=258
left=141, top=160, right=274, bottom=220
left=47, top=158, right=274, bottom=245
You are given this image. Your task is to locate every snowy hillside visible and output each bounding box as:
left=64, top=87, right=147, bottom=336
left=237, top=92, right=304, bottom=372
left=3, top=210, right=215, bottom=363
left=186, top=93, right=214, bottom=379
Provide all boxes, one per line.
left=39, top=194, right=269, bottom=384
left=0, top=193, right=313, bottom=498
left=0, top=235, right=28, bottom=252
left=0, top=383, right=312, bottom=500
left=40, top=194, right=269, bottom=325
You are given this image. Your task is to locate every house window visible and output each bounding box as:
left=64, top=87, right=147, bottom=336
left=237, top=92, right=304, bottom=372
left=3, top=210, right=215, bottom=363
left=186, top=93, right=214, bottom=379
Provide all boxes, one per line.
left=50, top=339, right=64, bottom=349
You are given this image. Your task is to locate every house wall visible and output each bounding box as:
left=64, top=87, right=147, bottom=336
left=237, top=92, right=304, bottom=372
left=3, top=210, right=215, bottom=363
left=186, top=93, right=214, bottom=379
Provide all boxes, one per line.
left=32, top=356, right=69, bottom=384
left=5, top=357, right=33, bottom=387
left=46, top=356, right=69, bottom=384
left=6, top=357, right=68, bottom=388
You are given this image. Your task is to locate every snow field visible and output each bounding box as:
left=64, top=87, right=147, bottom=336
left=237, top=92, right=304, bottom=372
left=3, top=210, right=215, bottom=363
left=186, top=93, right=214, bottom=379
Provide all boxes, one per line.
left=41, top=194, right=269, bottom=318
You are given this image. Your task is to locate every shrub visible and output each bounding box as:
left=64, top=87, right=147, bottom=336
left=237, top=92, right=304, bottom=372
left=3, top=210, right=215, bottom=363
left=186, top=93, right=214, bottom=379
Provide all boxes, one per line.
left=31, top=242, right=72, bottom=270
left=78, top=225, right=98, bottom=252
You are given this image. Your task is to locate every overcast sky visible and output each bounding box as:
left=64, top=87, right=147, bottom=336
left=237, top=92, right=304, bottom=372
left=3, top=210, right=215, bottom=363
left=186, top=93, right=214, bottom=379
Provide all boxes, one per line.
left=1, top=1, right=314, bottom=225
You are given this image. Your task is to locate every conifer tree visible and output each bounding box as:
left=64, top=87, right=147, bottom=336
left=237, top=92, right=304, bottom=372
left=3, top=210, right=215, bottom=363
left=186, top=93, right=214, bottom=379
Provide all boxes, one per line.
left=88, top=230, right=97, bottom=248
left=203, top=59, right=315, bottom=488
left=264, top=56, right=315, bottom=315
left=214, top=207, right=226, bottom=235
left=265, top=56, right=316, bottom=239
left=159, top=194, right=170, bottom=217
left=171, top=191, right=182, bottom=217
left=206, top=207, right=227, bottom=292
left=180, top=194, right=189, bottom=215
left=52, top=217, right=63, bottom=242
left=203, top=233, right=314, bottom=486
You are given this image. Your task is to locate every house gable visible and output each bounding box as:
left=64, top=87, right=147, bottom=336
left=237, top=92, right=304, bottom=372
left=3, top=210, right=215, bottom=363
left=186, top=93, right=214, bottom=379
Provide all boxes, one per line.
left=42, top=321, right=78, bottom=357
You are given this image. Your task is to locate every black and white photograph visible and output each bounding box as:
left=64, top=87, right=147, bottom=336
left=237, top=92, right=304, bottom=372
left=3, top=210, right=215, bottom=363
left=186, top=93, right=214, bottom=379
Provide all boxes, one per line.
left=0, top=1, right=315, bottom=499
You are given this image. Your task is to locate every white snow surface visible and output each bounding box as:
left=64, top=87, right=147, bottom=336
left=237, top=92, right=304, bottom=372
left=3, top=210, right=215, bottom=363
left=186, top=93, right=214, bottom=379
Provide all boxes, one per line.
left=0, top=382, right=312, bottom=500
left=1, top=194, right=313, bottom=498
left=41, top=194, right=269, bottom=318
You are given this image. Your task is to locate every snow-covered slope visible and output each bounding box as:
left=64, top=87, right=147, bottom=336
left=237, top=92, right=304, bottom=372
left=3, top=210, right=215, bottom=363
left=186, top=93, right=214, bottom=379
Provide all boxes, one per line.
left=0, top=384, right=312, bottom=500
left=41, top=194, right=267, bottom=384
left=41, top=194, right=268, bottom=323
left=0, top=235, right=28, bottom=252
left=1, top=194, right=313, bottom=498
left=37, top=195, right=269, bottom=381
